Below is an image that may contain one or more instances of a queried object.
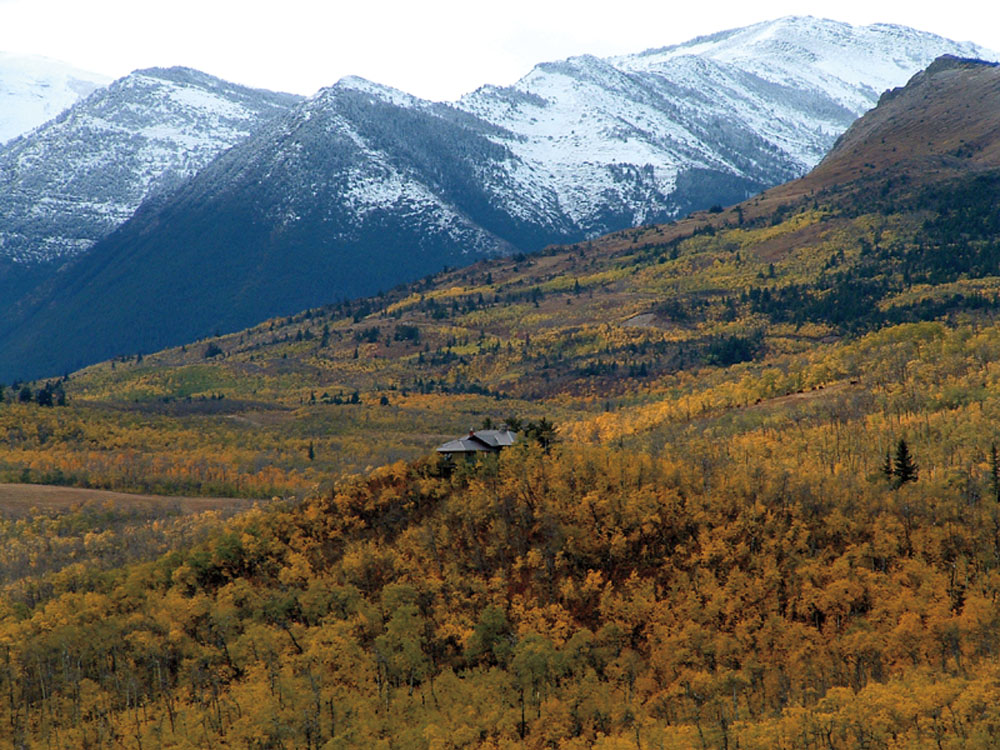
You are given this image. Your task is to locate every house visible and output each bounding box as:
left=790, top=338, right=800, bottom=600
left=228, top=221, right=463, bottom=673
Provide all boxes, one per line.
left=436, top=428, right=517, bottom=459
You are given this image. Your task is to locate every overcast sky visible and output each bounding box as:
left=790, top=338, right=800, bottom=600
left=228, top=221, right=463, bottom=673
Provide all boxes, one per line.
left=0, top=0, right=996, bottom=101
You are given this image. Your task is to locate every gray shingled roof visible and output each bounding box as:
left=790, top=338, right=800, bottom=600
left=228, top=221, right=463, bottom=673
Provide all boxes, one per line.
left=436, top=429, right=517, bottom=454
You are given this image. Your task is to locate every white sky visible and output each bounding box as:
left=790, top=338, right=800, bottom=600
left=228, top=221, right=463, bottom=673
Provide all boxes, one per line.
left=0, top=0, right=997, bottom=101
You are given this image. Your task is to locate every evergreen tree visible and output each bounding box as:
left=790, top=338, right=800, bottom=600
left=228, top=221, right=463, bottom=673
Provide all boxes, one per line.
left=35, top=386, right=53, bottom=407
left=523, top=417, right=558, bottom=452
left=892, top=438, right=918, bottom=487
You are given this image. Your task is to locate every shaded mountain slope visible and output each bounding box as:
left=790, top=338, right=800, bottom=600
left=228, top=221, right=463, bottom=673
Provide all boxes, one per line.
left=0, top=81, right=572, bottom=379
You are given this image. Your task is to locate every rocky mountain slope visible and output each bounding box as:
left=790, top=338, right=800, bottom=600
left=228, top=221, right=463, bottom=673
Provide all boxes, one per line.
left=457, top=16, right=995, bottom=233
left=0, top=66, right=301, bottom=268
left=0, top=52, right=109, bottom=145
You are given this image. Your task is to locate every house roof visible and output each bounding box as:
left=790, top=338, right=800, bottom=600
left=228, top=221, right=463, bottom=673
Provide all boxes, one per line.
left=436, top=429, right=517, bottom=454
left=473, top=429, right=517, bottom=448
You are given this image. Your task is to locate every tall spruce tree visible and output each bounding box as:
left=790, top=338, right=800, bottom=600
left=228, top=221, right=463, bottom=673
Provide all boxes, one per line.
left=893, top=438, right=918, bottom=487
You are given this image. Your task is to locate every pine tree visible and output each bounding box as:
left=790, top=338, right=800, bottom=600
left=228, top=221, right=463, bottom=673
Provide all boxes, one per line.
left=35, top=386, right=53, bottom=407
left=892, top=438, right=918, bottom=487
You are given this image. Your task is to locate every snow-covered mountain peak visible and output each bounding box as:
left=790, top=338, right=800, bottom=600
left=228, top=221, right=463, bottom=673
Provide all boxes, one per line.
left=0, top=51, right=111, bottom=144
left=517, top=53, right=634, bottom=95
left=329, top=75, right=424, bottom=109
left=0, top=66, right=300, bottom=265
left=451, top=16, right=999, bottom=235
left=616, top=17, right=998, bottom=112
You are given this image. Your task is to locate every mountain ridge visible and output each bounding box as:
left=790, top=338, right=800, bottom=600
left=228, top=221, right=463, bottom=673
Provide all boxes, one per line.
left=0, top=66, right=301, bottom=268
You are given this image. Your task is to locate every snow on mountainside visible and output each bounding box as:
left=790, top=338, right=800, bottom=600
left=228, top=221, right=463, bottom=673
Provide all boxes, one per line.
left=327, top=75, right=573, bottom=242
left=240, top=76, right=521, bottom=258
left=0, top=52, right=110, bottom=145
left=458, top=16, right=997, bottom=235
left=2, top=18, right=992, bottom=270
left=0, top=76, right=588, bottom=379
left=620, top=17, right=994, bottom=113
left=0, top=67, right=301, bottom=264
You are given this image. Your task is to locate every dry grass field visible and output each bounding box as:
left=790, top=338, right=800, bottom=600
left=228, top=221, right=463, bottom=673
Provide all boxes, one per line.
left=0, top=482, right=254, bottom=517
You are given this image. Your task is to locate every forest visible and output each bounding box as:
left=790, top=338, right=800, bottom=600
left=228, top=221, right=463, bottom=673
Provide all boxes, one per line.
left=4, top=422, right=1000, bottom=749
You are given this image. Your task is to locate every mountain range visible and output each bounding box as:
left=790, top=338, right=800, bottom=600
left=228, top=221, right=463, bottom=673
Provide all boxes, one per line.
left=0, top=17, right=995, bottom=381
left=0, top=67, right=302, bottom=313
left=0, top=67, right=301, bottom=266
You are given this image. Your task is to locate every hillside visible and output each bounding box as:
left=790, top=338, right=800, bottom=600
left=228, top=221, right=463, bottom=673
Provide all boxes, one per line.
left=3, top=55, right=1000, bottom=491
left=3, top=56, right=1000, bottom=748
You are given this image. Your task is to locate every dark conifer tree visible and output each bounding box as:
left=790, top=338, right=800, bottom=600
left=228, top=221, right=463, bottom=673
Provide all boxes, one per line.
left=893, top=438, right=918, bottom=487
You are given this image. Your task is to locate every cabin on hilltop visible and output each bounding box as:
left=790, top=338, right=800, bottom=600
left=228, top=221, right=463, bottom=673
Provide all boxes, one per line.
left=436, top=428, right=517, bottom=459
